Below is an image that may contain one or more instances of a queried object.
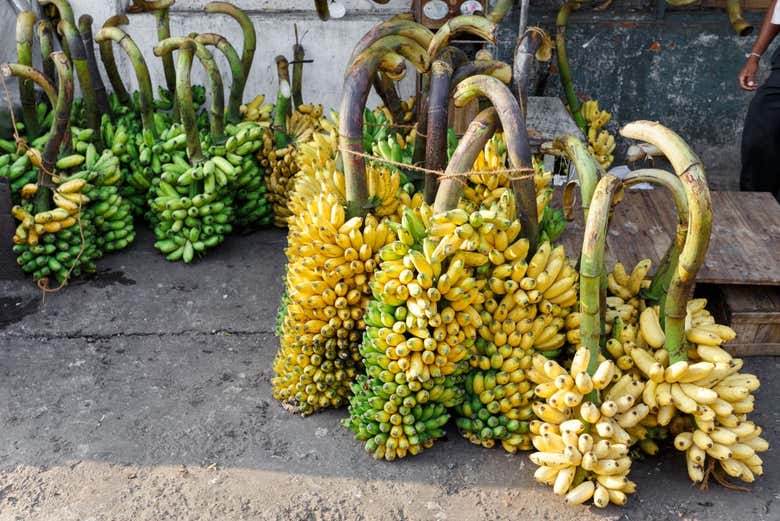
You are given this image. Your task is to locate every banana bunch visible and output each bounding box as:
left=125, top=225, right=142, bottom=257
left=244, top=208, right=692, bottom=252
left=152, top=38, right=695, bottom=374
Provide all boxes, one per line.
left=363, top=108, right=394, bottom=152
left=453, top=189, right=578, bottom=453
left=581, top=100, right=615, bottom=169
left=631, top=298, right=769, bottom=484
left=294, top=112, right=340, bottom=185
left=0, top=132, right=50, bottom=203
left=344, top=205, right=482, bottom=460
left=528, top=348, right=639, bottom=507
left=374, top=95, right=416, bottom=126
left=273, top=192, right=395, bottom=414
left=11, top=177, right=86, bottom=245
left=459, top=135, right=553, bottom=223
left=240, top=94, right=274, bottom=125
left=224, top=121, right=273, bottom=228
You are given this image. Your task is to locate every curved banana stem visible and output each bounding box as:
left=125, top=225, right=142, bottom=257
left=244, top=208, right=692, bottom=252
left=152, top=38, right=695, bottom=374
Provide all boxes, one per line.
left=428, top=15, right=498, bottom=60
left=553, top=134, right=603, bottom=220
left=450, top=59, right=512, bottom=94
left=37, top=20, right=57, bottom=91
left=2, top=63, right=57, bottom=108
left=98, top=15, right=131, bottom=106
left=155, top=36, right=225, bottom=142
left=172, top=41, right=202, bottom=163
left=314, top=0, right=329, bottom=21
left=95, top=27, right=156, bottom=137
left=557, top=2, right=586, bottom=132
left=57, top=19, right=99, bottom=144
left=349, top=18, right=432, bottom=67
left=727, top=0, right=753, bottom=37
left=453, top=74, right=539, bottom=251
left=372, top=72, right=405, bottom=125
left=197, top=33, right=245, bottom=124
left=514, top=30, right=542, bottom=121
left=425, top=55, right=460, bottom=204
left=339, top=35, right=431, bottom=218
left=580, top=174, right=623, bottom=376
left=624, top=168, right=688, bottom=317
left=487, top=0, right=514, bottom=24
left=433, top=108, right=499, bottom=213
left=78, top=15, right=109, bottom=116
left=156, top=4, right=176, bottom=94
left=205, top=2, right=255, bottom=85
left=273, top=55, right=291, bottom=148
left=38, top=0, right=76, bottom=25
left=16, top=11, right=39, bottom=138
left=621, top=121, right=711, bottom=364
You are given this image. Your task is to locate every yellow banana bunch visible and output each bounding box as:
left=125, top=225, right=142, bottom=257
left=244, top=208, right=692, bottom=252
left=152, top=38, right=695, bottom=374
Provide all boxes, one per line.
left=260, top=134, right=297, bottom=227
left=528, top=348, right=637, bottom=507
left=582, top=99, right=615, bottom=169
left=11, top=178, right=88, bottom=245
left=240, top=94, right=274, bottom=125
left=273, top=191, right=396, bottom=415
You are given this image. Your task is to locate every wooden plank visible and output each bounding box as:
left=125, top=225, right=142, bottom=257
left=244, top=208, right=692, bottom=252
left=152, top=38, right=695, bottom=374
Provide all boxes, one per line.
left=556, top=188, right=780, bottom=286
left=724, top=344, right=780, bottom=357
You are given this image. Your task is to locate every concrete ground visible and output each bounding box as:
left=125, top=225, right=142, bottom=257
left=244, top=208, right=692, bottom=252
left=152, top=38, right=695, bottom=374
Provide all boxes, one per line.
left=1, top=228, right=778, bottom=521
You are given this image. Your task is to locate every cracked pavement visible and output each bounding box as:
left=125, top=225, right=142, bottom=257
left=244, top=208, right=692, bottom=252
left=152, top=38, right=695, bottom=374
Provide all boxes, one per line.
left=0, top=228, right=778, bottom=520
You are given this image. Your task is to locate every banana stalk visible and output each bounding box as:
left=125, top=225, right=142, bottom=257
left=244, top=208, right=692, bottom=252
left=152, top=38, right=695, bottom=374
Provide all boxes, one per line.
left=339, top=36, right=430, bottom=218
left=16, top=11, right=38, bottom=138
left=620, top=121, right=711, bottom=364
left=155, top=1, right=177, bottom=95
left=37, top=20, right=56, bottom=91
left=292, top=29, right=305, bottom=108
left=273, top=55, right=291, bottom=148
left=314, top=0, right=329, bottom=21
left=433, top=108, right=499, bottom=213
left=453, top=74, right=539, bottom=251
left=424, top=58, right=454, bottom=204
left=95, top=26, right=156, bottom=137
left=173, top=41, right=203, bottom=163
left=372, top=72, right=405, bottom=126
left=726, top=0, right=753, bottom=37
left=155, top=37, right=226, bottom=142
left=557, top=2, right=586, bottom=132
left=57, top=19, right=99, bottom=144
left=205, top=2, right=255, bottom=88
left=487, top=0, right=514, bottom=24
left=427, top=15, right=498, bottom=60
left=553, top=134, right=603, bottom=220
left=450, top=59, right=512, bottom=95
left=39, top=0, right=75, bottom=26
left=196, top=33, right=244, bottom=125
left=77, top=15, right=109, bottom=116
left=514, top=30, right=542, bottom=121
left=98, top=15, right=131, bottom=107
left=579, top=174, right=622, bottom=377
left=2, top=63, right=57, bottom=108
left=347, top=16, right=431, bottom=67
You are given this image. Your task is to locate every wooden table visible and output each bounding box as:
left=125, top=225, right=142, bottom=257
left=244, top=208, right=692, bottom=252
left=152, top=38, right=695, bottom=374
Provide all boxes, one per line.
left=557, top=189, right=780, bottom=286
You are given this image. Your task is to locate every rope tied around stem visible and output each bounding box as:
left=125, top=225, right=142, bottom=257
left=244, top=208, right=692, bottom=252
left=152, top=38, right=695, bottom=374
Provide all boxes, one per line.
left=1, top=68, right=88, bottom=298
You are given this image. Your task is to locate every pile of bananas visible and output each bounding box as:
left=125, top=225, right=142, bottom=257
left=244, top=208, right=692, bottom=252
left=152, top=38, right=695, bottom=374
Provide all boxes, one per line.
left=344, top=206, right=481, bottom=460
left=224, top=121, right=272, bottom=227
left=272, top=192, right=394, bottom=414
left=453, top=188, right=578, bottom=453
left=0, top=132, right=50, bottom=203
left=260, top=104, right=324, bottom=227
left=528, top=347, right=638, bottom=507
left=240, top=93, right=274, bottom=125
left=581, top=100, right=615, bottom=169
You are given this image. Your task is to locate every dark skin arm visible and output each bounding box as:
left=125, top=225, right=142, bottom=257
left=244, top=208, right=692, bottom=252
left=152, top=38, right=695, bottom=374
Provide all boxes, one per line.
left=740, top=0, right=780, bottom=90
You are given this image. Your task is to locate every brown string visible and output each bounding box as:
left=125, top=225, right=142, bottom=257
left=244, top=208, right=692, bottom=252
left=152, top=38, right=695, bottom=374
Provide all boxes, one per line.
left=1, top=71, right=86, bottom=298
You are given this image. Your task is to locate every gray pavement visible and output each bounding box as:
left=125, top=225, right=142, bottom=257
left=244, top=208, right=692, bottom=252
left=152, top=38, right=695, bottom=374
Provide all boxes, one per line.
left=1, top=228, right=778, bottom=521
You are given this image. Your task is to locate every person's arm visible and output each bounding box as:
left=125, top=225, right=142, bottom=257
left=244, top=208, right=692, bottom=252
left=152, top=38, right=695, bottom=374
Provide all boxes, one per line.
left=740, top=0, right=780, bottom=90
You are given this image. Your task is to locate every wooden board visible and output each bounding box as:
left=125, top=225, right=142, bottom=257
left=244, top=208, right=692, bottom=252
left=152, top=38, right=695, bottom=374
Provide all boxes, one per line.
left=525, top=97, right=585, bottom=148
left=557, top=189, right=780, bottom=286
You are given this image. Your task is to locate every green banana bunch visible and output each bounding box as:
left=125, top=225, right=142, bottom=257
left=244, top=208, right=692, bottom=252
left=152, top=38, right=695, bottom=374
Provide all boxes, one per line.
left=539, top=206, right=567, bottom=244
left=223, top=121, right=272, bottom=228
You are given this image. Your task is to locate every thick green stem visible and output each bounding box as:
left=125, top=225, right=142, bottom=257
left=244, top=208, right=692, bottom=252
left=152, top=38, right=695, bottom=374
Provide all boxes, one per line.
left=58, top=19, right=99, bottom=143
left=96, top=27, right=156, bottom=137
left=78, top=15, right=109, bottom=116
left=197, top=33, right=245, bottom=124
left=557, top=2, right=586, bottom=132
left=16, top=11, right=39, bottom=138
left=433, top=108, right=499, bottom=214
left=580, top=174, right=623, bottom=375
left=159, top=36, right=226, bottom=142
left=2, top=63, right=57, bottom=108
left=487, top=0, right=514, bottom=23
left=205, top=2, right=255, bottom=86
left=98, top=15, right=131, bottom=106
left=726, top=0, right=753, bottom=37
left=314, top=0, right=329, bottom=21
left=348, top=17, right=431, bottom=67
left=38, top=20, right=57, bottom=91
left=453, top=74, right=539, bottom=252
left=620, top=121, right=712, bottom=364
left=292, top=32, right=305, bottom=107
left=424, top=58, right=453, bottom=204
left=553, top=134, right=603, bottom=219
left=340, top=36, right=430, bottom=218
left=39, top=0, right=75, bottom=25
left=273, top=55, right=291, bottom=148
left=156, top=7, right=176, bottom=94
left=428, top=15, right=498, bottom=60
left=172, top=41, right=202, bottom=163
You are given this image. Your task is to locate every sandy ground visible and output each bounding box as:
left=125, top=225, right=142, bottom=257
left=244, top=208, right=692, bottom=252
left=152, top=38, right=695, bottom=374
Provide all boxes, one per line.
left=1, top=228, right=778, bottom=521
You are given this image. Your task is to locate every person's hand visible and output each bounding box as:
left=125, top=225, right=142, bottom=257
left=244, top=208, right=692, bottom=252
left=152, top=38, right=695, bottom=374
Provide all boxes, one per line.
left=740, top=57, right=760, bottom=90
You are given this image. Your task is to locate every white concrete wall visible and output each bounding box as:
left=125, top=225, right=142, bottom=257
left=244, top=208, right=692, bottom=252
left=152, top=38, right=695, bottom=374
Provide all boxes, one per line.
left=64, top=0, right=417, bottom=110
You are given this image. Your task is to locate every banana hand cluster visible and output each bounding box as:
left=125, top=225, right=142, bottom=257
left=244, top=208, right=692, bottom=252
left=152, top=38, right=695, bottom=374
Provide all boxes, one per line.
left=528, top=348, right=636, bottom=507
left=582, top=100, right=615, bottom=169
left=240, top=94, right=274, bottom=125
left=0, top=130, right=49, bottom=204
left=274, top=192, right=395, bottom=414
left=12, top=177, right=86, bottom=246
